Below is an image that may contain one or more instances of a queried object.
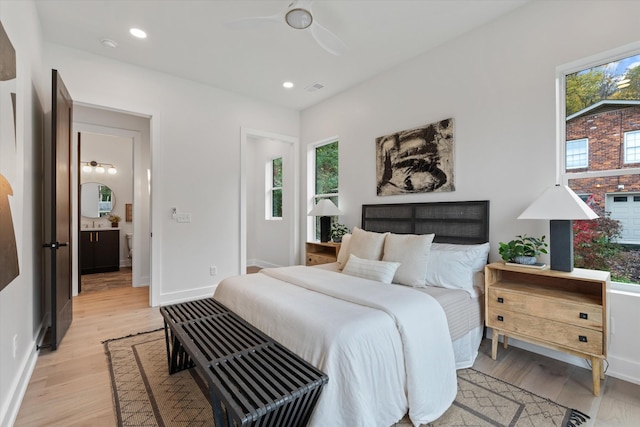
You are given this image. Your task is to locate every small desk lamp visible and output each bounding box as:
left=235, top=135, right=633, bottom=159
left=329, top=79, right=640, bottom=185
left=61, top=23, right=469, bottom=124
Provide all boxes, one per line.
left=518, top=184, right=598, bottom=272
left=308, top=199, right=343, bottom=242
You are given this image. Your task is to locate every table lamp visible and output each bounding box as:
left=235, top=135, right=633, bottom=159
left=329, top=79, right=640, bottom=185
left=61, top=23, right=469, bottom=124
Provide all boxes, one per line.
left=518, top=184, right=598, bottom=272
left=308, top=199, right=343, bottom=242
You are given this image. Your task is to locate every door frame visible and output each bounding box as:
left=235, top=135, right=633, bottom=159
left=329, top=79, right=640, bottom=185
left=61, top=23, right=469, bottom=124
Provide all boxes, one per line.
left=240, top=128, right=299, bottom=273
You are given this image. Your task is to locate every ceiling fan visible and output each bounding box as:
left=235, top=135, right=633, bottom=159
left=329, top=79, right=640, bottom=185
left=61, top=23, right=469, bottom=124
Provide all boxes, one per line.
left=231, top=0, right=348, bottom=56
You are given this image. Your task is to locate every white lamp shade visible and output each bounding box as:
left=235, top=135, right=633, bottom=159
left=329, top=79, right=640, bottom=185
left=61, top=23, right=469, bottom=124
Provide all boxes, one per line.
left=307, top=199, right=343, bottom=216
left=518, top=185, right=598, bottom=220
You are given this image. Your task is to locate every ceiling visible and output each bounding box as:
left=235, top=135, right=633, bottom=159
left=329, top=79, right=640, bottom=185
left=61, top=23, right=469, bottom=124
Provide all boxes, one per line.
left=35, top=0, right=529, bottom=111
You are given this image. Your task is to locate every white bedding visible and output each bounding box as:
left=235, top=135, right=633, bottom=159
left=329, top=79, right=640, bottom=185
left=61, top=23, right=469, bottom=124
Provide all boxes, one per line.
left=214, top=265, right=457, bottom=427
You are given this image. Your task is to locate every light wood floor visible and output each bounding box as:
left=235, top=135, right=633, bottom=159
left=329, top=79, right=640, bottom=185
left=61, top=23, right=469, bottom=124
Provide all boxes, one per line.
left=14, top=284, right=640, bottom=426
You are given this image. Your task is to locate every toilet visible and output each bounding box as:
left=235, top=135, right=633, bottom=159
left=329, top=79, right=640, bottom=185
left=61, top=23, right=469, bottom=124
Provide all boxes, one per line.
left=126, top=233, right=133, bottom=259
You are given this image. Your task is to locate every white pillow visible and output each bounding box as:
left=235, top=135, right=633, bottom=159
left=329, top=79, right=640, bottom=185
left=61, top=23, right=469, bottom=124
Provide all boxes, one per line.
left=341, top=227, right=387, bottom=264
left=336, top=233, right=352, bottom=269
left=382, top=233, right=435, bottom=287
left=342, top=254, right=400, bottom=284
left=424, top=242, right=490, bottom=297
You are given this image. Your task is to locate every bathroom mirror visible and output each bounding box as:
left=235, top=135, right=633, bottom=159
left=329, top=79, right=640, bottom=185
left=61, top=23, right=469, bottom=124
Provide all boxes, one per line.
left=81, top=182, right=116, bottom=218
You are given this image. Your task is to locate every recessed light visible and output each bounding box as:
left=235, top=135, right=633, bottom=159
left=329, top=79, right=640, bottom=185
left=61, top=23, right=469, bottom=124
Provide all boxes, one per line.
left=129, top=28, right=147, bottom=39
left=283, top=81, right=294, bottom=89
left=101, top=38, right=118, bottom=48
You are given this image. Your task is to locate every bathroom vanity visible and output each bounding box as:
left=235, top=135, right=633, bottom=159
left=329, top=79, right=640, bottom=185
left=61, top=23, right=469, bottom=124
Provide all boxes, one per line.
left=80, top=229, right=120, bottom=274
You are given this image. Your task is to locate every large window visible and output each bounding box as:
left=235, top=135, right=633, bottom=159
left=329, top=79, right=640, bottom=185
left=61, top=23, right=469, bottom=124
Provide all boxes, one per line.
left=266, top=157, right=282, bottom=219
left=561, top=50, right=640, bottom=287
left=311, top=140, right=339, bottom=240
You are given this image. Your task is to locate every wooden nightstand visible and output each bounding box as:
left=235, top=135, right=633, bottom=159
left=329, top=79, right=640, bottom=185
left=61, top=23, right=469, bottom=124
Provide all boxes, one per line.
left=485, top=262, right=610, bottom=396
left=305, top=241, right=341, bottom=266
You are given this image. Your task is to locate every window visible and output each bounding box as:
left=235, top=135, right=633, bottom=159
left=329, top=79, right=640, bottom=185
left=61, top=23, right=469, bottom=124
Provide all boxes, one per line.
left=566, top=138, right=588, bottom=169
left=266, top=157, right=282, bottom=219
left=561, top=50, right=640, bottom=287
left=310, top=140, right=339, bottom=240
left=625, top=130, right=640, bottom=163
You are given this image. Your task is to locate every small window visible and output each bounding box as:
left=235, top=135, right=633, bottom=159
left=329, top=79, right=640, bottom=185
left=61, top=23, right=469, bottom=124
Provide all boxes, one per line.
left=624, top=130, right=640, bottom=164
left=566, top=138, right=588, bottom=169
left=613, top=196, right=628, bottom=202
left=267, top=157, right=282, bottom=219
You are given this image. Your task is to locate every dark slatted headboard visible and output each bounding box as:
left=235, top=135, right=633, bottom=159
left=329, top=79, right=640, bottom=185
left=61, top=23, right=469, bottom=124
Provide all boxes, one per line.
left=361, top=200, right=490, bottom=244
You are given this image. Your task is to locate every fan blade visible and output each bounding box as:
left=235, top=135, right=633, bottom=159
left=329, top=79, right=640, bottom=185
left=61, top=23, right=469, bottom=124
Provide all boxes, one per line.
left=310, top=21, right=347, bottom=56
left=225, top=13, right=281, bottom=30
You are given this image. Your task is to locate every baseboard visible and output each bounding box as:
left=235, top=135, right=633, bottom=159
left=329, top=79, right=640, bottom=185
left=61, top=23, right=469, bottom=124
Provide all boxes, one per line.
left=606, top=354, right=640, bottom=385
left=0, top=321, right=47, bottom=427
left=248, top=259, right=282, bottom=269
left=156, top=284, right=217, bottom=306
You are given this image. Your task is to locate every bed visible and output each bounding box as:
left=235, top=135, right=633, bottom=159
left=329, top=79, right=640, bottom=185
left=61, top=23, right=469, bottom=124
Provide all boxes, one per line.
left=214, top=200, right=490, bottom=427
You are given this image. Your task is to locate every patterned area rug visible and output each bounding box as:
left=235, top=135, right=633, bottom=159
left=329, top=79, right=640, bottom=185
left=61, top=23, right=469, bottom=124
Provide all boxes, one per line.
left=104, top=329, right=589, bottom=427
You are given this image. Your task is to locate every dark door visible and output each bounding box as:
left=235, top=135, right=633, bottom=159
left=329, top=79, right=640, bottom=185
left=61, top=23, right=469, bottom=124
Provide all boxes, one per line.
left=43, top=69, right=73, bottom=350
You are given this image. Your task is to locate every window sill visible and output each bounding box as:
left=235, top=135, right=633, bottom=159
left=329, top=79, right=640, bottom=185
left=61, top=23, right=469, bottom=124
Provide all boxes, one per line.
left=611, top=281, right=640, bottom=294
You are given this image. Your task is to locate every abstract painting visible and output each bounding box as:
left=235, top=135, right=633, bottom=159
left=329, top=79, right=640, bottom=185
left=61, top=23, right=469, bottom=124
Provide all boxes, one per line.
left=376, top=118, right=454, bottom=196
left=0, top=20, right=19, bottom=292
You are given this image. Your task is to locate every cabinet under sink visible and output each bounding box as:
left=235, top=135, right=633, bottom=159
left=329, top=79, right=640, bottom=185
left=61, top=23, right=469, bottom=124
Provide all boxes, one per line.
left=81, top=229, right=120, bottom=274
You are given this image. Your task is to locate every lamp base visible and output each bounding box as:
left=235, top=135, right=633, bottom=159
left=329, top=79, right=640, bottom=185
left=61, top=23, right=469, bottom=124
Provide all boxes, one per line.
left=550, top=219, right=574, bottom=272
left=319, top=216, right=331, bottom=242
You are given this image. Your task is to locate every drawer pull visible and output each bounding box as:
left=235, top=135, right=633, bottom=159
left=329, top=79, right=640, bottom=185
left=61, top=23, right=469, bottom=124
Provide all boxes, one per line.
left=497, top=315, right=504, bottom=322
left=497, top=297, right=504, bottom=303
left=579, top=312, right=588, bottom=320
left=579, top=335, right=588, bottom=343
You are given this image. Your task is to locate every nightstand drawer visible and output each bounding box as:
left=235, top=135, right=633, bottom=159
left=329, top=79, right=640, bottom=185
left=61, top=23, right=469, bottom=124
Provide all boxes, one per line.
left=487, top=308, right=604, bottom=355
left=306, top=253, right=335, bottom=266
left=487, top=287, right=602, bottom=330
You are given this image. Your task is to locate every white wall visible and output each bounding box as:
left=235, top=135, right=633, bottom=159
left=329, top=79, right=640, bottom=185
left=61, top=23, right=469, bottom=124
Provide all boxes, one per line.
left=0, top=2, right=46, bottom=426
left=300, top=1, right=640, bottom=384
left=247, top=136, right=295, bottom=268
left=43, top=43, right=300, bottom=306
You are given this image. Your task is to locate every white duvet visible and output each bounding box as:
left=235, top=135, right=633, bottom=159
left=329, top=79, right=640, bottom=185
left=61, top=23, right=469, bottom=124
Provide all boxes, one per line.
left=213, top=266, right=457, bottom=427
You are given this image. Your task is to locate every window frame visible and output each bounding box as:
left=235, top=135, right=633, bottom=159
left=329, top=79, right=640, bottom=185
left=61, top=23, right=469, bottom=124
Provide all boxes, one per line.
left=624, top=130, right=640, bottom=164
left=557, top=43, right=640, bottom=292
left=566, top=138, right=589, bottom=169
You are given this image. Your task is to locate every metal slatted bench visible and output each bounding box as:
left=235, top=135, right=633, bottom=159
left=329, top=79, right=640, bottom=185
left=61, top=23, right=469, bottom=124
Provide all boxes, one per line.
left=160, top=298, right=328, bottom=427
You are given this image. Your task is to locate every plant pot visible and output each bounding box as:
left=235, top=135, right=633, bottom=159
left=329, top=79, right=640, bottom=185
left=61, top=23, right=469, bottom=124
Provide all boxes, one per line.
left=111, top=222, right=118, bottom=228
left=332, top=237, right=343, bottom=243
left=514, top=256, right=537, bottom=265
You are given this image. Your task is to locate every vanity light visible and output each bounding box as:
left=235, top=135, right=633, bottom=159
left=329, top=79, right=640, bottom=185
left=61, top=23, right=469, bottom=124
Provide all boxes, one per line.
left=82, top=160, right=117, bottom=175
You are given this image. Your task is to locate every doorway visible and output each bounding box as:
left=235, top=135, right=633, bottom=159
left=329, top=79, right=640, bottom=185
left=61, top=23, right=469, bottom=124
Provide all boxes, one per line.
left=78, top=132, right=133, bottom=292
left=71, top=105, right=151, bottom=299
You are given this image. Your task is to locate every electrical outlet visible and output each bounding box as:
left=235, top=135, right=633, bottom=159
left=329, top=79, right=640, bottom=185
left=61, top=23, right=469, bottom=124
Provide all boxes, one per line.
left=210, top=266, right=217, bottom=276
left=176, top=213, right=191, bottom=223
left=13, top=334, right=17, bottom=358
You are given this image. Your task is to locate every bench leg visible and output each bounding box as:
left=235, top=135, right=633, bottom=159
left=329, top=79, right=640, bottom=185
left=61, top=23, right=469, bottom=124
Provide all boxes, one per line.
left=210, top=388, right=230, bottom=427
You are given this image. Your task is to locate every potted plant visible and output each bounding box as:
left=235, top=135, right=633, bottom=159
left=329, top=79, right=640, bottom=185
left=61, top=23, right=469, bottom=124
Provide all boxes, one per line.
left=330, top=223, right=349, bottom=243
left=108, top=214, right=121, bottom=228
left=498, top=234, right=548, bottom=265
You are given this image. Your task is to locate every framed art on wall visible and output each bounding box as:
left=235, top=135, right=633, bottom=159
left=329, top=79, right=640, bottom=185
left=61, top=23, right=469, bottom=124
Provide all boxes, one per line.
left=376, top=118, right=455, bottom=196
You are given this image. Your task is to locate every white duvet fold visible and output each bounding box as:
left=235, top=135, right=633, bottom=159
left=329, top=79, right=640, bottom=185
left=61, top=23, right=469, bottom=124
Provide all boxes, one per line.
left=214, top=265, right=457, bottom=426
